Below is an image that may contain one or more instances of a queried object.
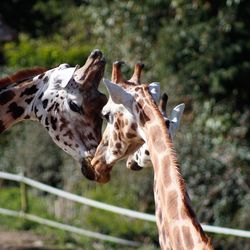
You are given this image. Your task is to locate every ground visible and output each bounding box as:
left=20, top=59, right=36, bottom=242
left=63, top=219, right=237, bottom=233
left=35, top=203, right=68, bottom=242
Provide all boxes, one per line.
left=0, top=230, right=52, bottom=250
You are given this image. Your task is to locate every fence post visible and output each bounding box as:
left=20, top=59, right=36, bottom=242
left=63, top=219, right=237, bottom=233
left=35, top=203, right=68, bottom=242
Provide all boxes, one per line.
left=20, top=172, right=28, bottom=213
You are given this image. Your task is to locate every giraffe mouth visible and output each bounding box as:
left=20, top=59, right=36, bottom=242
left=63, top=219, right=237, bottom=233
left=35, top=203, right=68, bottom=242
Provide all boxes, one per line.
left=81, top=158, right=96, bottom=181
left=94, top=163, right=112, bottom=183
left=127, top=161, right=143, bottom=171
left=80, top=158, right=112, bottom=183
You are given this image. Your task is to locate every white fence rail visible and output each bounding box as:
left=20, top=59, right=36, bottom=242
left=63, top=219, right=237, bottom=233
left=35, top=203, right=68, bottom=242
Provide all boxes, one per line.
left=0, top=208, right=140, bottom=247
left=0, top=171, right=250, bottom=241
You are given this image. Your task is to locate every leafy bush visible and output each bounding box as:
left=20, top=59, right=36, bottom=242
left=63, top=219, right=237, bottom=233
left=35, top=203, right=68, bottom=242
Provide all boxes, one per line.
left=1, top=0, right=250, bottom=249
left=4, top=34, right=91, bottom=67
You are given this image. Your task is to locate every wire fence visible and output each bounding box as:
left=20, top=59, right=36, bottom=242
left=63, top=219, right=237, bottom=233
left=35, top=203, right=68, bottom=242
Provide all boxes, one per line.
left=0, top=171, right=250, bottom=247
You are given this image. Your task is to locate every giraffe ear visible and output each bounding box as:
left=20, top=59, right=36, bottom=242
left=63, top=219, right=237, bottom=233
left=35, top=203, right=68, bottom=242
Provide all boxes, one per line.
left=54, top=65, right=78, bottom=88
left=148, top=82, right=160, bottom=103
left=169, top=103, right=185, bottom=137
left=103, top=78, right=133, bottom=110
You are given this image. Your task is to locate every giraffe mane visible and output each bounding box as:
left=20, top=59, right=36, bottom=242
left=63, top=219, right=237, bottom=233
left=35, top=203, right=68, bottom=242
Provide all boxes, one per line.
left=142, top=86, right=210, bottom=244
left=0, top=67, right=47, bottom=90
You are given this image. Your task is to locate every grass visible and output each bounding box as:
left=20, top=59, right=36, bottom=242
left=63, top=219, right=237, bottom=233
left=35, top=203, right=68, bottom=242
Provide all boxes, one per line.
left=0, top=185, right=160, bottom=249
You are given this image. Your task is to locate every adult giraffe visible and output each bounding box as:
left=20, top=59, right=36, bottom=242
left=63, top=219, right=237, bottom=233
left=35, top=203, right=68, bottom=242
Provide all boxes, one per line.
left=0, top=50, right=107, bottom=180
left=91, top=62, right=213, bottom=250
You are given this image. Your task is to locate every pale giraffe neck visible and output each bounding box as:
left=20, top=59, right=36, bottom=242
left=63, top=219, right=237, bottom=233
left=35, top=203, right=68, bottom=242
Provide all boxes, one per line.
left=0, top=76, right=44, bottom=133
left=136, top=91, right=213, bottom=250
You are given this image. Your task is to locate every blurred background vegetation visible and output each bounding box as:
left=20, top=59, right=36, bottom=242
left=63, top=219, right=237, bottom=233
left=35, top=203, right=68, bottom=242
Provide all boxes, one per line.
left=0, top=0, right=249, bottom=249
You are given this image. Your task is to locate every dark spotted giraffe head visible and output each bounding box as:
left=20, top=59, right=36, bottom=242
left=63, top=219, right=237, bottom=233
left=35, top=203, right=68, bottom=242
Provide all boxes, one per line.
left=0, top=50, right=107, bottom=179
left=91, top=62, right=168, bottom=182
left=126, top=93, right=185, bottom=170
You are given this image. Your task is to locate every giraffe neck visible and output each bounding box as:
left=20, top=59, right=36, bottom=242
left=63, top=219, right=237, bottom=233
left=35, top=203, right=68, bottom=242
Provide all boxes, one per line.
left=0, top=77, right=44, bottom=133
left=137, top=92, right=212, bottom=250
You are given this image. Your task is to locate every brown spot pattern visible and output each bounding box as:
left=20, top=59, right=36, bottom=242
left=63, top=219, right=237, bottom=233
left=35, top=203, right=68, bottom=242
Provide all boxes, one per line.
left=161, top=156, right=172, bottom=185
left=87, top=133, right=95, bottom=141
left=113, top=132, right=118, bottom=141
left=7, top=102, right=24, bottom=119
left=63, top=130, right=73, bottom=140
left=143, top=105, right=154, bottom=119
left=20, top=85, right=37, bottom=97
left=127, top=132, right=136, bottom=138
left=166, top=191, right=179, bottom=221
left=153, top=138, right=166, bottom=152
left=131, top=122, right=137, bottom=131
left=0, top=90, right=15, bottom=105
left=114, top=122, right=119, bottom=129
left=161, top=227, right=169, bottom=247
left=149, top=125, right=161, bottom=144
left=173, top=227, right=185, bottom=250
left=59, top=117, right=69, bottom=131
left=182, top=226, right=194, bottom=249
left=139, top=110, right=150, bottom=125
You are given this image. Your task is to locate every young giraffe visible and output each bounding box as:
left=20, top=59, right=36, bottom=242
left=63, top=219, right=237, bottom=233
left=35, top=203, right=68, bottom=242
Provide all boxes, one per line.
left=126, top=92, right=185, bottom=170
left=110, top=63, right=185, bottom=170
left=0, top=50, right=107, bottom=180
left=91, top=62, right=213, bottom=249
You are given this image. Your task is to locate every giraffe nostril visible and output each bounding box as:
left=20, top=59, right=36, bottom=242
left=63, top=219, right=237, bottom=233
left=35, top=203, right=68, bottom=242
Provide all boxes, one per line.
left=114, top=61, right=125, bottom=66
left=129, top=161, right=143, bottom=171
left=90, top=49, right=102, bottom=59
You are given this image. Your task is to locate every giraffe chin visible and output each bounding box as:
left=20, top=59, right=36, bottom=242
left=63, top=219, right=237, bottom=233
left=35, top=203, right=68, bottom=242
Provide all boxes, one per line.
left=95, top=171, right=111, bottom=184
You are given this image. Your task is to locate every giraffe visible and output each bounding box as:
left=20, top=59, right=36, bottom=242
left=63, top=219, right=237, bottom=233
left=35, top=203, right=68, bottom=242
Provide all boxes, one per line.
left=110, top=63, right=185, bottom=171
left=91, top=62, right=213, bottom=249
left=126, top=92, right=185, bottom=170
left=0, top=49, right=107, bottom=180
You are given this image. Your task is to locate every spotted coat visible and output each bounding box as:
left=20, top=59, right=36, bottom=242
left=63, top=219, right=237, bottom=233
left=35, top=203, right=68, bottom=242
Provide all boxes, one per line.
left=0, top=50, right=107, bottom=178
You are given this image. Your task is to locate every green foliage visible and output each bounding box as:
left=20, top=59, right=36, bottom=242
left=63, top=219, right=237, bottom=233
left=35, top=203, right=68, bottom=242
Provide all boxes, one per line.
left=0, top=0, right=76, bottom=37
left=61, top=0, right=170, bottom=63
left=0, top=187, right=50, bottom=229
left=155, top=0, right=250, bottom=106
left=0, top=0, right=250, bottom=249
left=4, top=34, right=91, bottom=67
left=0, top=122, right=65, bottom=187
left=78, top=165, right=157, bottom=242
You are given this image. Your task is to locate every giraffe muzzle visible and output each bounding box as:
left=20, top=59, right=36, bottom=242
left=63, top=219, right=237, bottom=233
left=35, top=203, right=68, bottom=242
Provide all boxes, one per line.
left=81, top=158, right=96, bottom=181
left=81, top=158, right=112, bottom=183
left=90, top=49, right=103, bottom=60
left=127, top=161, right=143, bottom=171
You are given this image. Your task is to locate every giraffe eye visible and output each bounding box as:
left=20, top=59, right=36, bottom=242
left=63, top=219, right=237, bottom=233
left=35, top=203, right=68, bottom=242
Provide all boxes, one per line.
left=102, top=112, right=112, bottom=123
left=165, top=119, right=170, bottom=129
left=103, top=112, right=110, bottom=121
left=68, top=100, right=83, bottom=114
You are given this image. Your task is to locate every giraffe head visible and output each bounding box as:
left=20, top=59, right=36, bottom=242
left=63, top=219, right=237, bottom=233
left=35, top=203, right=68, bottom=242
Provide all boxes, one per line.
left=126, top=93, right=185, bottom=170
left=36, top=50, right=108, bottom=179
left=0, top=50, right=107, bottom=180
left=91, top=62, right=175, bottom=182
